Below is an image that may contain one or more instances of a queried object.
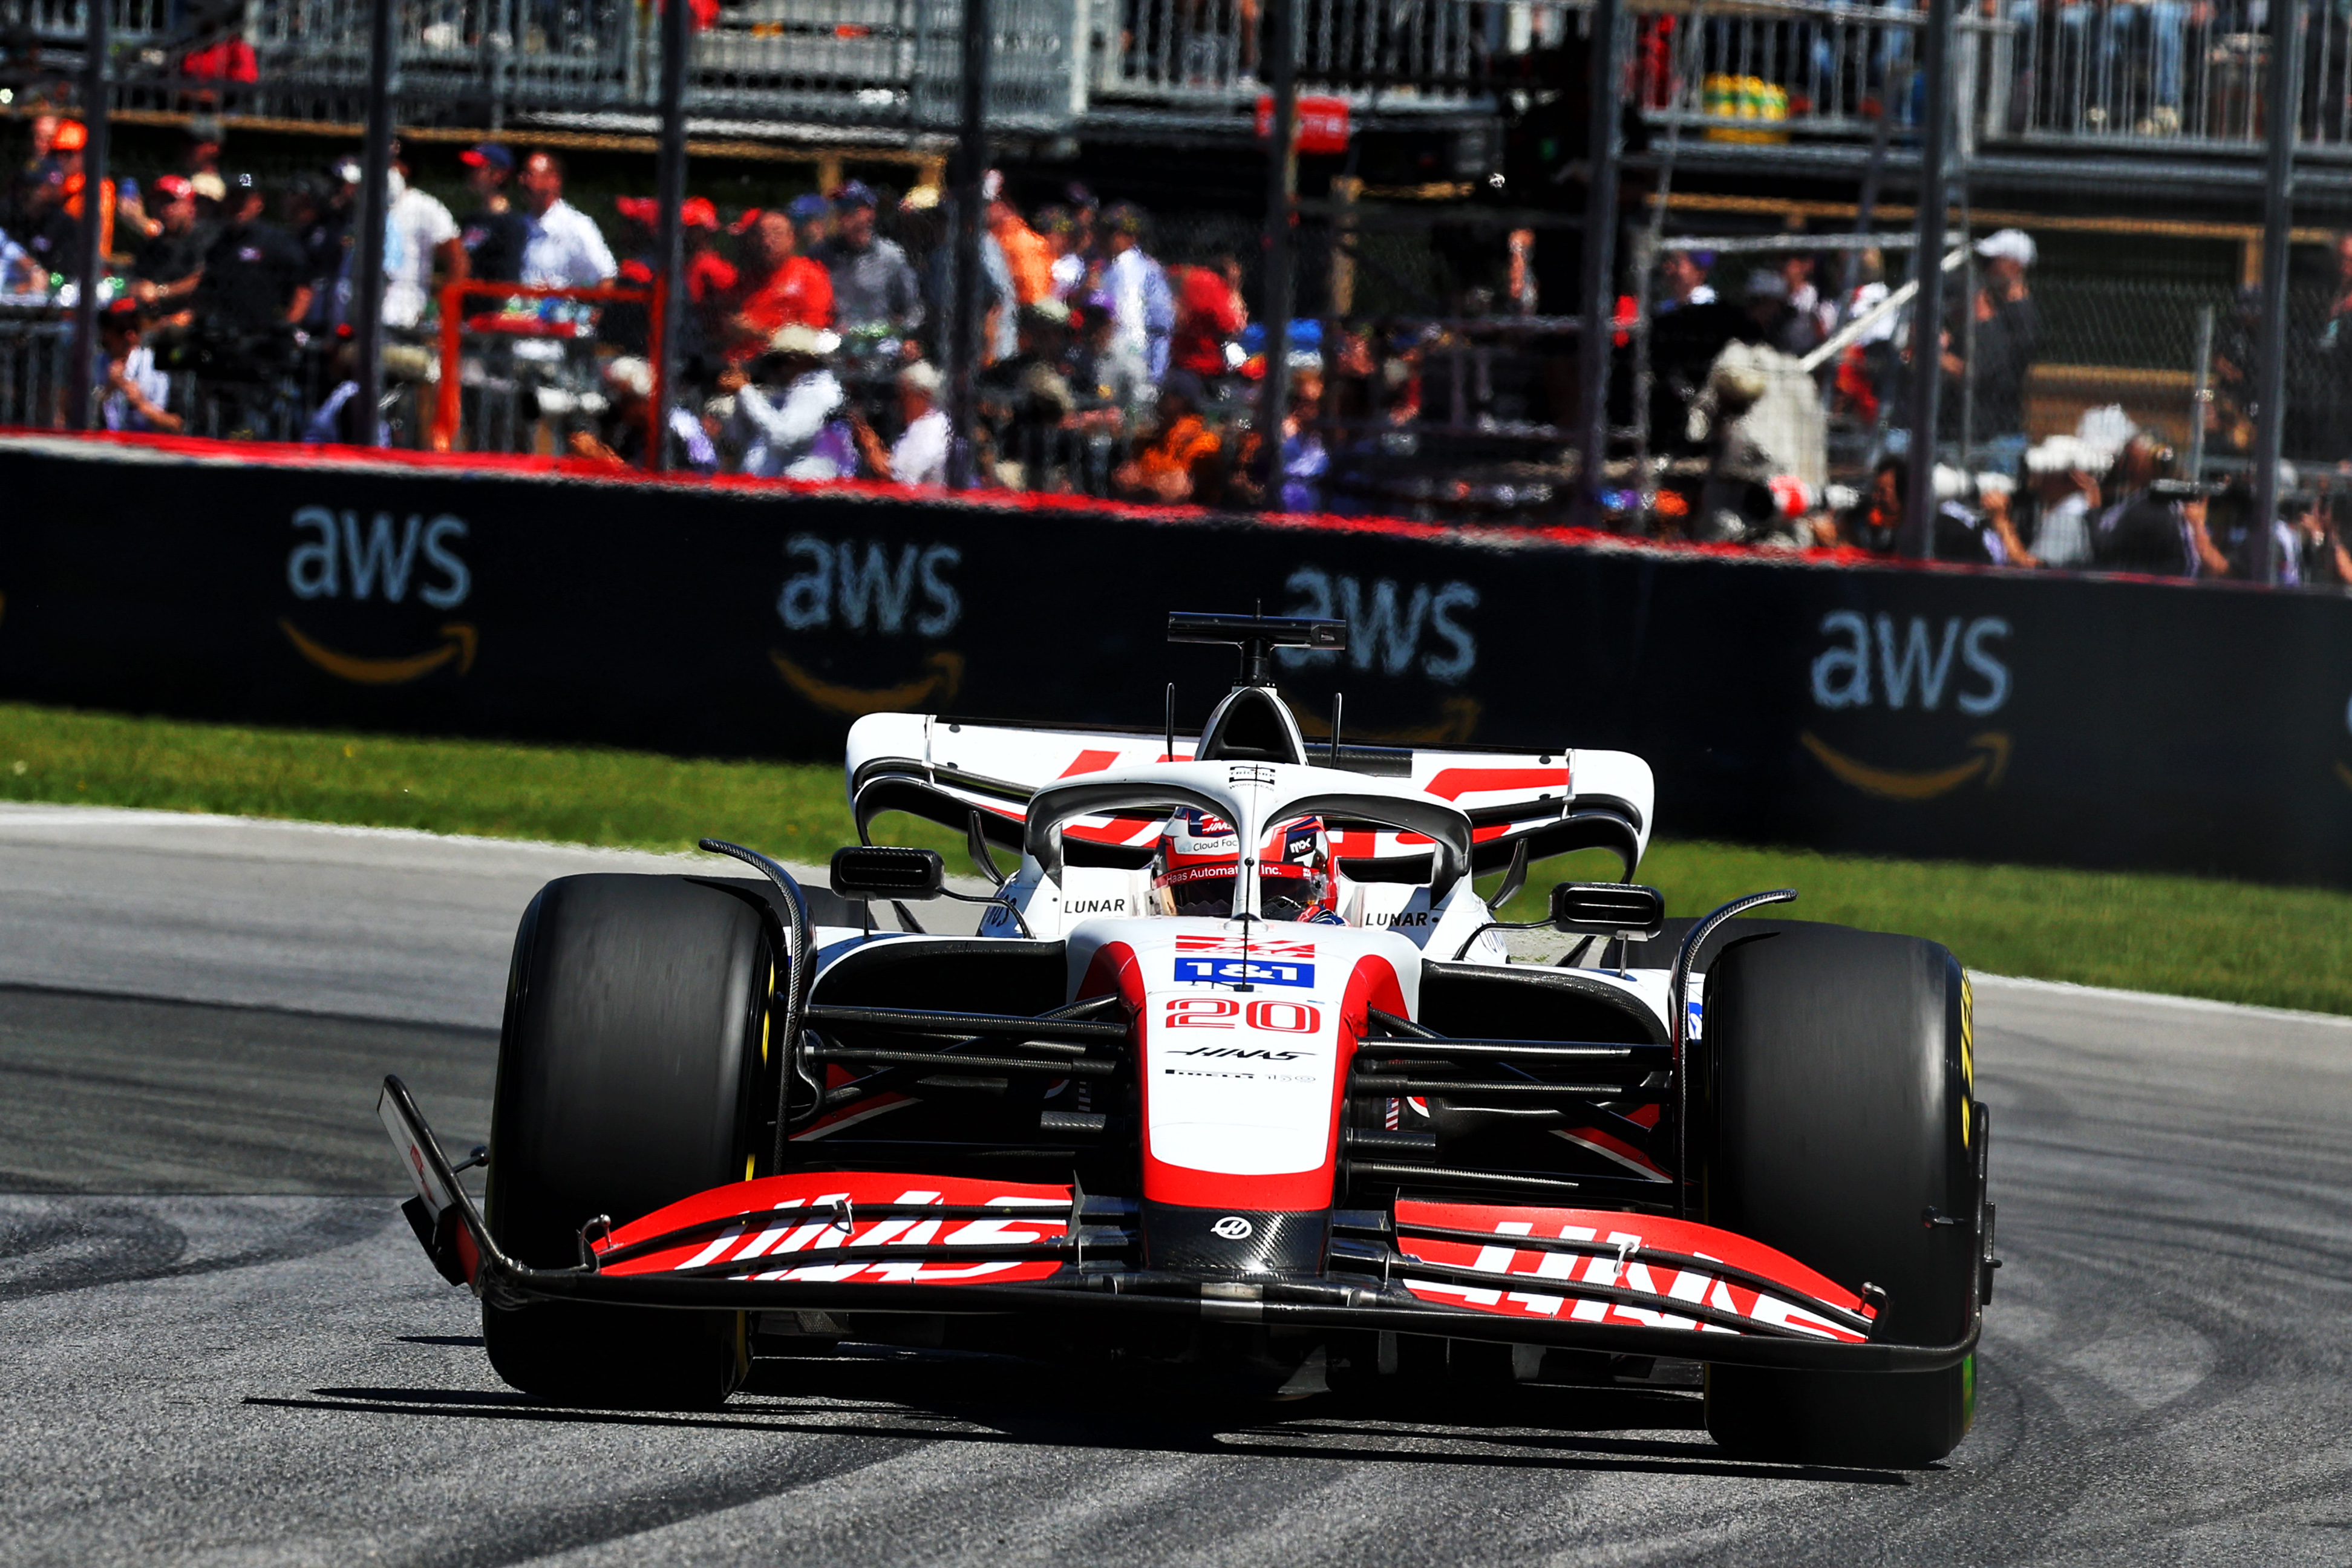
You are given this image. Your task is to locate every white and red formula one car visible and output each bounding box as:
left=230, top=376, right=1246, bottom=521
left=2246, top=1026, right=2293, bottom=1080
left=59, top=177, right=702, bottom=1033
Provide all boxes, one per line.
left=383, top=613, right=1994, bottom=1464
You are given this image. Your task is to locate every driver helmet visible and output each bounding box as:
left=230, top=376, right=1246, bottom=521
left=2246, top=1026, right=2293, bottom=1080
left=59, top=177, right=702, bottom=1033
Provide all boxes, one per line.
left=1152, top=809, right=1341, bottom=923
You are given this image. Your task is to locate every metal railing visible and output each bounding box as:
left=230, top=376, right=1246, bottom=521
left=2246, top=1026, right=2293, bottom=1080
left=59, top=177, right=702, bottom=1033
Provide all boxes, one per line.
left=0, top=312, right=71, bottom=430
left=13, top=0, right=2352, bottom=152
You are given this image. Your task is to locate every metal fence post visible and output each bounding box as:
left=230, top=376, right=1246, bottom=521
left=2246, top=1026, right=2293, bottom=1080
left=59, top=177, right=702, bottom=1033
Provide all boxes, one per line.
left=65, top=0, right=113, bottom=431
left=1901, top=0, right=1957, bottom=560
left=947, top=0, right=992, bottom=489
left=1575, top=0, right=1622, bottom=526
left=1256, top=0, right=1298, bottom=509
left=652, top=0, right=691, bottom=471
left=352, top=0, right=400, bottom=448
left=2249, top=0, right=2303, bottom=585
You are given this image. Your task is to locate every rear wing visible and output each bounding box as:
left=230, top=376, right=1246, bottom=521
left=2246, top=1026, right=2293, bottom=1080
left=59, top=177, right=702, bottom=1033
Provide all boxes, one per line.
left=843, top=713, right=1655, bottom=877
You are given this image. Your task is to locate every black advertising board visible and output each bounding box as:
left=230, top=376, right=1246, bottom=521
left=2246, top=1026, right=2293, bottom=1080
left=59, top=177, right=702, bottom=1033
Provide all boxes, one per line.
left=2, top=434, right=2348, bottom=886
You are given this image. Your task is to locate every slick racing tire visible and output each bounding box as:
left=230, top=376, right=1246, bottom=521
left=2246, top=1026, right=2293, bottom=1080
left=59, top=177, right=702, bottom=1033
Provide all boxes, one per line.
left=483, top=874, right=773, bottom=1409
left=1699, top=923, right=1981, bottom=1467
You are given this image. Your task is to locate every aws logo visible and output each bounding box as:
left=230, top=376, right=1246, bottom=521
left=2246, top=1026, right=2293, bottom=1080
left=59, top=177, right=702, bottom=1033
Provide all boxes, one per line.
left=1276, top=568, right=1479, bottom=685
left=1805, top=613, right=2013, bottom=801
left=282, top=508, right=475, bottom=685
left=774, top=534, right=965, bottom=717
left=1810, top=612, right=2010, bottom=714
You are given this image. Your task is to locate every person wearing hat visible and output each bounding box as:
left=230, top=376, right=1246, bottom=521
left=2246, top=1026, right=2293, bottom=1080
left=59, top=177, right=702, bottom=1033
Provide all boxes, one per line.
left=785, top=192, right=831, bottom=258
left=48, top=121, right=122, bottom=264
left=128, top=175, right=207, bottom=319
left=815, top=180, right=921, bottom=338
left=730, top=322, right=847, bottom=479
left=1942, top=228, right=2040, bottom=471
left=97, top=301, right=181, bottom=434
left=456, top=145, right=528, bottom=285
left=1658, top=249, right=1716, bottom=310
left=1102, top=202, right=1174, bottom=382
left=2020, top=433, right=2105, bottom=569
left=850, top=359, right=950, bottom=488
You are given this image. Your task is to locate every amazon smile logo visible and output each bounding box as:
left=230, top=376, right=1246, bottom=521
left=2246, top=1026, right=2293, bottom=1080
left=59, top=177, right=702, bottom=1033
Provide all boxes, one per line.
left=283, top=620, right=477, bottom=684
left=773, top=648, right=962, bottom=716
left=280, top=505, right=476, bottom=687
left=1803, top=731, right=2010, bottom=800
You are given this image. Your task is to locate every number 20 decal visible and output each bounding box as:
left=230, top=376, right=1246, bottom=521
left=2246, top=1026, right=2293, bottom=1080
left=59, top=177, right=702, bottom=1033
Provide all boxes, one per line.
left=1163, top=998, right=1321, bottom=1033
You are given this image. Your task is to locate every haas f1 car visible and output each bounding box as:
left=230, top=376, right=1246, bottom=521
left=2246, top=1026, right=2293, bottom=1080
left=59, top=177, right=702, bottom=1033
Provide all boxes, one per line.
left=382, top=613, right=1993, bottom=1464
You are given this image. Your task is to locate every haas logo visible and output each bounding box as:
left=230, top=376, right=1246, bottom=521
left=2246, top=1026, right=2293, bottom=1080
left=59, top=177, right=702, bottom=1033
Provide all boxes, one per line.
left=1210, top=1216, right=1255, bottom=1240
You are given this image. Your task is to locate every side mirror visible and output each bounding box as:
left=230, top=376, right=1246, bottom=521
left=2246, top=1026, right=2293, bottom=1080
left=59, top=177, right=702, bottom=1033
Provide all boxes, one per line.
left=832, top=845, right=946, bottom=901
left=1549, top=881, right=1665, bottom=938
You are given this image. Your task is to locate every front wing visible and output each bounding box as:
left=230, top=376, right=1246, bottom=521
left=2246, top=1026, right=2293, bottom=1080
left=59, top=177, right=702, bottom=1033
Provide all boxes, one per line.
left=381, top=1076, right=1982, bottom=1373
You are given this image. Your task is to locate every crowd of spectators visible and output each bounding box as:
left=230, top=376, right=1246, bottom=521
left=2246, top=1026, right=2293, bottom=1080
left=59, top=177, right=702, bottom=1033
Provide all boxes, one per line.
left=0, top=114, right=1335, bottom=501
left=5, top=103, right=2350, bottom=587
left=1643, top=227, right=2352, bottom=589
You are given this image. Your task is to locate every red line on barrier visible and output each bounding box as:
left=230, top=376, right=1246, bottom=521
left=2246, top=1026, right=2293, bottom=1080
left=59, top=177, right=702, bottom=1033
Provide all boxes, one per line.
left=0, top=425, right=2271, bottom=591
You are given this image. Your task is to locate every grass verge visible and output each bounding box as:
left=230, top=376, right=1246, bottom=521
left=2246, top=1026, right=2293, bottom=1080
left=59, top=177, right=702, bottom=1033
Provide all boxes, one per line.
left=4, top=702, right=2348, bottom=1016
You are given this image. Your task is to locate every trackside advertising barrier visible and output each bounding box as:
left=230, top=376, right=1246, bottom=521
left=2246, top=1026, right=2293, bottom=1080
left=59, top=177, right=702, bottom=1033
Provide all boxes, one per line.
left=1, top=432, right=2348, bottom=887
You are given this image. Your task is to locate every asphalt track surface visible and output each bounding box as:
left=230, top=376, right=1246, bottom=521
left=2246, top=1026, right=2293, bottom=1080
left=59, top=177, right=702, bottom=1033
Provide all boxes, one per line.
left=2, top=805, right=2351, bottom=1564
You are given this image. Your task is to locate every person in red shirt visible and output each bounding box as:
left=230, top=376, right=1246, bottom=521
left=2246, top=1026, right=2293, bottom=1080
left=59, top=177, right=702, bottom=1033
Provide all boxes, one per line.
left=720, top=210, right=833, bottom=363
left=1169, top=253, right=1245, bottom=381
left=614, top=195, right=735, bottom=302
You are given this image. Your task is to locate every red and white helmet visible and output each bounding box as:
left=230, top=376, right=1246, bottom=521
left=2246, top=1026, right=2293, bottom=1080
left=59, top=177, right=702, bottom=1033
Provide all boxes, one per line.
left=1152, top=809, right=1334, bottom=922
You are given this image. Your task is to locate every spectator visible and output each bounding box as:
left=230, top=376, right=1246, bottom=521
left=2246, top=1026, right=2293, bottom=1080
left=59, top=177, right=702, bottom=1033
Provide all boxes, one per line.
left=1103, top=202, right=1174, bottom=381
left=786, top=192, right=831, bottom=258
left=129, top=176, right=206, bottom=306
left=1067, top=291, right=1151, bottom=426
left=517, top=151, right=616, bottom=289
left=818, top=181, right=923, bottom=337
left=1658, top=249, right=1716, bottom=309
left=565, top=355, right=718, bottom=472
left=382, top=140, right=463, bottom=332
left=1169, top=252, right=1246, bottom=383
left=97, top=304, right=180, bottom=433
left=610, top=195, right=730, bottom=356
left=0, top=223, right=36, bottom=296
left=281, top=174, right=344, bottom=333
left=730, top=324, right=847, bottom=479
left=456, top=145, right=528, bottom=284
left=2292, top=494, right=2352, bottom=586
left=2020, top=434, right=2103, bottom=568
left=978, top=299, right=1077, bottom=488
left=851, top=359, right=951, bottom=487
left=1038, top=206, right=1086, bottom=301
left=1278, top=372, right=1329, bottom=512
left=986, top=174, right=1054, bottom=305
left=1741, top=269, right=1800, bottom=351
left=50, top=121, right=120, bottom=264
left=1834, top=457, right=1904, bottom=552
left=1944, top=228, right=2039, bottom=470
left=720, top=209, right=834, bottom=362
left=1777, top=252, right=1834, bottom=354
left=1114, top=373, right=1220, bottom=504
left=190, top=174, right=312, bottom=354
left=2091, top=434, right=2227, bottom=576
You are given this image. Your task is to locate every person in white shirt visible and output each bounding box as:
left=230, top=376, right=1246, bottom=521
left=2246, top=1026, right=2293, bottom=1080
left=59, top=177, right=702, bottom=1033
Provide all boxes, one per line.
left=732, top=324, right=846, bottom=479
left=853, top=359, right=951, bottom=488
left=517, top=150, right=616, bottom=289
left=97, top=308, right=180, bottom=433
left=382, top=143, right=462, bottom=330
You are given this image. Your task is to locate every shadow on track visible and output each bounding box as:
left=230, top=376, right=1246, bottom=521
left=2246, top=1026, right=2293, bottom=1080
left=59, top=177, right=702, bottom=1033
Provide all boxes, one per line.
left=249, top=1346, right=1916, bottom=1487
